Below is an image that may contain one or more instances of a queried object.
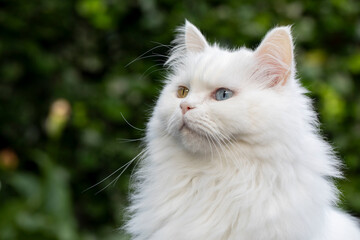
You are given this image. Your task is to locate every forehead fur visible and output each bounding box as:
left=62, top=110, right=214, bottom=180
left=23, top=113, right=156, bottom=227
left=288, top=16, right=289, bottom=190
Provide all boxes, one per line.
left=171, top=47, right=254, bottom=90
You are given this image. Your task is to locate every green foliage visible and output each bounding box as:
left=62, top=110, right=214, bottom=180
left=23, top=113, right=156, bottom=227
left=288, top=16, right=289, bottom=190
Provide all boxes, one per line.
left=0, top=0, right=359, bottom=239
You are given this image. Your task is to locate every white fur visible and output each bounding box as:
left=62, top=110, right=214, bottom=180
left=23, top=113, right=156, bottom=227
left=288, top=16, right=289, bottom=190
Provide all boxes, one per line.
left=125, top=21, right=360, bottom=240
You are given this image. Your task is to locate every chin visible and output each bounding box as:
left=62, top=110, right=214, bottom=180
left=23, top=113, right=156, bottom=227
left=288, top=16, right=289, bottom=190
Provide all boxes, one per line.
left=178, top=125, right=212, bottom=154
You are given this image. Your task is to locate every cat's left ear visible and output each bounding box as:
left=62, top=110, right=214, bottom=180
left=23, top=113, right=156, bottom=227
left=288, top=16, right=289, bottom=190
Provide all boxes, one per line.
left=166, top=21, right=208, bottom=68
left=254, top=26, right=294, bottom=87
left=184, top=20, right=209, bottom=53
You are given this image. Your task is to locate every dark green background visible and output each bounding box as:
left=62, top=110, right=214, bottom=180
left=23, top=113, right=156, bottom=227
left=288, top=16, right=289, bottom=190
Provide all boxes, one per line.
left=1, top=0, right=359, bottom=239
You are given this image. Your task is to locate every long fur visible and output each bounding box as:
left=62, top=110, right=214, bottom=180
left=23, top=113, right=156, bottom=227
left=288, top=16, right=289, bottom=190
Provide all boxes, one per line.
left=125, top=21, right=360, bottom=240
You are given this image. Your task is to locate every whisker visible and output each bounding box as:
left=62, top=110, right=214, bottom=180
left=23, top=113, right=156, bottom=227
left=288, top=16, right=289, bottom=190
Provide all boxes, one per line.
left=125, top=44, right=168, bottom=68
left=128, top=149, right=148, bottom=194
left=82, top=160, right=132, bottom=193
left=204, top=132, right=214, bottom=161
left=117, top=137, right=144, bottom=143
left=93, top=150, right=146, bottom=194
left=210, top=133, right=227, bottom=168
left=121, top=112, right=145, bottom=132
left=109, top=161, right=133, bottom=187
left=150, top=41, right=172, bottom=49
left=219, top=132, right=244, bottom=169
left=138, top=54, right=168, bottom=59
left=217, top=132, right=240, bottom=168
left=141, top=64, right=164, bottom=79
left=166, top=111, right=179, bottom=134
left=194, top=118, right=242, bottom=168
left=198, top=125, right=222, bottom=161
left=110, top=151, right=144, bottom=188
left=130, top=55, right=168, bottom=65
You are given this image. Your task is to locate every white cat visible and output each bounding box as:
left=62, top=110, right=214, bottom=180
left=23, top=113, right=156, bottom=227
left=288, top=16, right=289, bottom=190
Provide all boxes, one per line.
left=125, top=21, right=360, bottom=240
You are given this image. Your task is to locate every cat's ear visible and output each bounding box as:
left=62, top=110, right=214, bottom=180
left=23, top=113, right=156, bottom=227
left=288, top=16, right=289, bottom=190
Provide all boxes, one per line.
left=254, top=26, right=294, bottom=87
left=166, top=21, right=208, bottom=68
left=184, top=20, right=208, bottom=53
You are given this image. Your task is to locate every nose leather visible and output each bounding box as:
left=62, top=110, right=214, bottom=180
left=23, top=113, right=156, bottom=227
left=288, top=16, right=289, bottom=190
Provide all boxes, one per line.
left=180, top=102, right=195, bottom=114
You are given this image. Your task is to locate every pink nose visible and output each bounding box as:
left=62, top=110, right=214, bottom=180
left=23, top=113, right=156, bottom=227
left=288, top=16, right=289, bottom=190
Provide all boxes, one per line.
left=180, top=102, right=194, bottom=114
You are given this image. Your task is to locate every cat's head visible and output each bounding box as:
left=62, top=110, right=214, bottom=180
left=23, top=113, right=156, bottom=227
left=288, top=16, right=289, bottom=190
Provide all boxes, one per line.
left=150, top=20, right=301, bottom=154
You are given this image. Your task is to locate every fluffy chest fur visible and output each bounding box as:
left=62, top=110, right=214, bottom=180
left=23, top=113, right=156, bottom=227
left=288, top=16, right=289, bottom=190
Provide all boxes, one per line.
left=127, top=134, right=331, bottom=240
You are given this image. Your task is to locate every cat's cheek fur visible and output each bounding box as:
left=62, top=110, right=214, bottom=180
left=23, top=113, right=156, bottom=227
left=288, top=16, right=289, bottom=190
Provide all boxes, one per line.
left=209, top=89, right=287, bottom=143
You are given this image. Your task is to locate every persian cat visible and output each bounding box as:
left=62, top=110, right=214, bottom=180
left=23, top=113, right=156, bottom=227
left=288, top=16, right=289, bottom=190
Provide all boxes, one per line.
left=125, top=21, right=360, bottom=240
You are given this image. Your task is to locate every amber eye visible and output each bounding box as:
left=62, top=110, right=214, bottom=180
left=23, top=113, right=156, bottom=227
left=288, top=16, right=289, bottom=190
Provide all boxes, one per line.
left=177, top=86, right=189, bottom=98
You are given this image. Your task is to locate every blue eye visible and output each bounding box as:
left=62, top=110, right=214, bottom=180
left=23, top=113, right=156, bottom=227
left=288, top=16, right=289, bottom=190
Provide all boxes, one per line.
left=215, top=88, right=233, bottom=101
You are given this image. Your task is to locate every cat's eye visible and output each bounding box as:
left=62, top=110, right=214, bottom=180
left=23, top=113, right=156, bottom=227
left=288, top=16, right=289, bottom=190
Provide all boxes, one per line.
left=177, top=86, right=189, bottom=98
left=215, top=88, right=233, bottom=101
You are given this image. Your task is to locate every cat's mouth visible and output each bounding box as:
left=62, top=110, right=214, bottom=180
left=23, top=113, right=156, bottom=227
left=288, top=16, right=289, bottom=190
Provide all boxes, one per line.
left=178, top=122, right=210, bottom=153
left=180, top=122, right=205, bottom=138
left=178, top=119, right=228, bottom=154
left=180, top=122, right=194, bottom=133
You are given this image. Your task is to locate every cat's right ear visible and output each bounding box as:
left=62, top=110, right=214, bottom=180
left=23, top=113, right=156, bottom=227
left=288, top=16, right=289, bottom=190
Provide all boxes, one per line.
left=183, top=20, right=208, bottom=53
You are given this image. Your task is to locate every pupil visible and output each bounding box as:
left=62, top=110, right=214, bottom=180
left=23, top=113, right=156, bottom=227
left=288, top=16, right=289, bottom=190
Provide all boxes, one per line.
left=223, top=91, right=226, bottom=98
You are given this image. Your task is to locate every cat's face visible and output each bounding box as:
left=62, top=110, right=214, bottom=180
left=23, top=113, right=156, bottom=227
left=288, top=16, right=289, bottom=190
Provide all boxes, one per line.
left=152, top=21, right=295, bottom=154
